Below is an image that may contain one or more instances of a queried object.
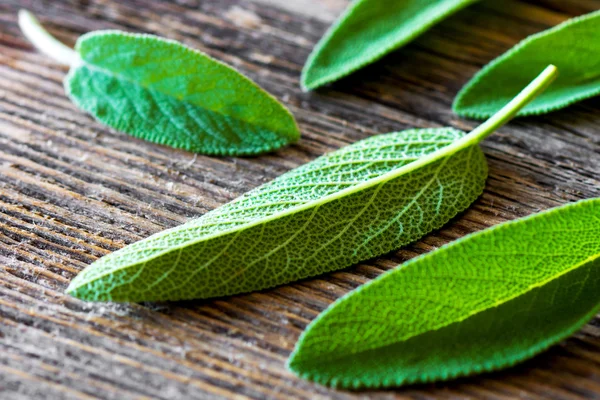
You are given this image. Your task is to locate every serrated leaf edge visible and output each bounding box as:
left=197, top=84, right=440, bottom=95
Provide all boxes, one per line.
left=291, top=299, right=600, bottom=389
left=64, top=30, right=300, bottom=155
left=453, top=9, right=600, bottom=119
left=287, top=199, right=600, bottom=388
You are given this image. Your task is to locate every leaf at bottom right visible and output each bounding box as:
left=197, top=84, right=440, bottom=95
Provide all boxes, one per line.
left=288, top=198, right=600, bottom=389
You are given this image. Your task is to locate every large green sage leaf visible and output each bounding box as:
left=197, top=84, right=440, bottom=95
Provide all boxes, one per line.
left=68, top=129, right=487, bottom=301
left=65, top=66, right=557, bottom=302
left=19, top=10, right=299, bottom=155
left=288, top=199, right=600, bottom=388
left=453, top=10, right=600, bottom=118
left=302, top=0, right=479, bottom=90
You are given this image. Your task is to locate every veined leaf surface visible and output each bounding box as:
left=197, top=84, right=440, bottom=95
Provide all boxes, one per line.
left=302, top=0, right=479, bottom=90
left=67, top=129, right=487, bottom=302
left=453, top=10, right=600, bottom=118
left=288, top=199, right=600, bottom=389
left=66, top=65, right=557, bottom=302
left=19, top=11, right=300, bottom=156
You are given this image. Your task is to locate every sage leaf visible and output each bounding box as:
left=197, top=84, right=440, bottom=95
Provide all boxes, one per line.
left=453, top=10, right=600, bottom=119
left=18, top=10, right=300, bottom=156
left=69, top=128, right=487, bottom=302
left=288, top=199, right=600, bottom=389
left=302, top=0, right=479, bottom=91
left=65, top=66, right=556, bottom=302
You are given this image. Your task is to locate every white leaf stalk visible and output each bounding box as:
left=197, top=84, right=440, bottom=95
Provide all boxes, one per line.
left=18, top=9, right=79, bottom=66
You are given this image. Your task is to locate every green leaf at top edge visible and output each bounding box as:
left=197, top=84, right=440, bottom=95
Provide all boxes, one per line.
left=453, top=10, right=600, bottom=119
left=288, top=199, right=600, bottom=389
left=301, top=0, right=479, bottom=91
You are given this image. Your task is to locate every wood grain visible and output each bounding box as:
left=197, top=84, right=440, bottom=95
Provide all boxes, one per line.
left=1, top=0, right=600, bottom=398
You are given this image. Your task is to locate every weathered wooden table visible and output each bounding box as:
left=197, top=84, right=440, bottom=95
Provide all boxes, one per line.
left=1, top=0, right=600, bottom=398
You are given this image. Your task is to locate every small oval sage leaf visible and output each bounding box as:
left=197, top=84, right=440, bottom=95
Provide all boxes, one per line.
left=453, top=10, right=600, bottom=119
left=19, top=10, right=300, bottom=156
left=288, top=199, right=600, bottom=389
left=65, top=66, right=557, bottom=302
left=302, top=0, right=479, bottom=91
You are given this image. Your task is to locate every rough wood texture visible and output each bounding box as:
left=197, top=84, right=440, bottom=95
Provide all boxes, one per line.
left=1, top=0, right=600, bottom=398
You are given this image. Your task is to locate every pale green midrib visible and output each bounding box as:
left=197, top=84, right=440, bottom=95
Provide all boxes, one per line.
left=69, top=141, right=468, bottom=290
left=71, top=150, right=442, bottom=258
left=68, top=58, right=298, bottom=144
left=68, top=65, right=557, bottom=291
left=302, top=0, right=478, bottom=89
left=291, top=249, right=600, bottom=369
left=206, top=154, right=453, bottom=296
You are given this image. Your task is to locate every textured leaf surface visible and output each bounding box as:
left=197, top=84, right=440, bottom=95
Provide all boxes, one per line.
left=66, top=66, right=557, bottom=303
left=67, top=128, right=487, bottom=302
left=65, top=31, right=299, bottom=155
left=301, top=0, right=478, bottom=90
left=288, top=199, right=600, bottom=389
left=453, top=10, right=600, bottom=118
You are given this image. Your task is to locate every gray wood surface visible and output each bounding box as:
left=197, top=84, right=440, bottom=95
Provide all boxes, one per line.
left=1, top=0, right=600, bottom=398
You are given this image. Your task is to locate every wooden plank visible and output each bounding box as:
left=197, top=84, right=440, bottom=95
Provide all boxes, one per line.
left=1, top=0, right=600, bottom=398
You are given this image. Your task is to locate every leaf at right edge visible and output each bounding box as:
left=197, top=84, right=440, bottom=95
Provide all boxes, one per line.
left=453, top=10, right=600, bottom=119
left=301, top=0, right=479, bottom=90
left=288, top=199, right=600, bottom=389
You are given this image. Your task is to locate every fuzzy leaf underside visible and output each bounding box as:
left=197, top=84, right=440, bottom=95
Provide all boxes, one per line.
left=67, top=128, right=487, bottom=302
left=453, top=10, right=600, bottom=118
left=302, top=0, right=479, bottom=90
left=288, top=199, right=600, bottom=389
left=65, top=31, right=299, bottom=155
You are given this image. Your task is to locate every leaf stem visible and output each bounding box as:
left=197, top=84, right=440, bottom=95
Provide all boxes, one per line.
left=372, top=65, right=558, bottom=183
left=466, top=64, right=558, bottom=144
left=18, top=9, right=78, bottom=66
